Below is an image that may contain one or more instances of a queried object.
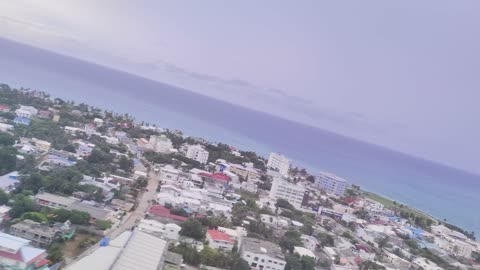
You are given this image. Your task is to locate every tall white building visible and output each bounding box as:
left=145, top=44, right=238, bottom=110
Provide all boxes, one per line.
left=269, top=178, right=307, bottom=209
left=315, top=172, right=347, bottom=196
left=185, top=144, right=209, bottom=164
left=267, top=153, right=290, bottom=176
left=149, top=135, right=173, bottom=153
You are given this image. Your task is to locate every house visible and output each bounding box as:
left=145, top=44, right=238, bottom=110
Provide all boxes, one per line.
left=301, top=235, right=319, bottom=252
left=110, top=199, right=134, bottom=212
left=240, top=237, right=286, bottom=270
left=0, top=205, right=11, bottom=223
left=10, top=220, right=76, bottom=248
left=148, top=205, right=188, bottom=224
left=18, top=105, right=38, bottom=116
left=0, top=171, right=19, bottom=193
left=293, top=246, right=317, bottom=260
left=34, top=192, right=77, bottom=209
left=31, top=138, right=51, bottom=152
left=0, top=233, right=49, bottom=270
left=36, top=110, right=52, bottom=119
left=13, top=117, right=31, bottom=126
left=66, top=201, right=113, bottom=221
left=217, top=226, right=247, bottom=247
left=206, top=229, right=236, bottom=251
left=164, top=252, right=183, bottom=270
left=0, top=122, right=13, bottom=132
left=0, top=104, right=10, bottom=112
left=137, top=219, right=181, bottom=240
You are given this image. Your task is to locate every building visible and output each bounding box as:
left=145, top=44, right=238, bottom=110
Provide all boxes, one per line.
left=10, top=220, right=76, bottom=248
left=217, top=226, right=247, bottom=247
left=301, top=235, right=319, bottom=252
left=206, top=229, right=236, bottom=251
left=185, top=144, right=209, bottom=164
left=269, top=178, right=307, bottom=209
left=34, top=192, right=77, bottom=209
left=66, top=201, right=113, bottom=222
left=315, top=172, right=347, bottom=196
left=13, top=117, right=31, bottom=126
left=0, top=104, right=10, bottom=112
left=66, top=230, right=167, bottom=270
left=240, top=237, right=286, bottom=270
left=0, top=171, right=19, bottom=193
left=148, top=205, right=188, bottom=224
left=267, top=153, right=290, bottom=176
left=228, top=164, right=260, bottom=180
left=0, top=205, right=11, bottom=223
left=149, top=135, right=173, bottom=153
left=293, top=246, right=316, bottom=260
left=137, top=219, right=181, bottom=240
left=0, top=233, right=49, bottom=270
left=0, top=123, right=13, bottom=132
left=18, top=105, right=38, bottom=116
left=31, top=138, right=52, bottom=152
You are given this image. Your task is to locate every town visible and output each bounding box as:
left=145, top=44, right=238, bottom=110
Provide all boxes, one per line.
left=0, top=84, right=479, bottom=270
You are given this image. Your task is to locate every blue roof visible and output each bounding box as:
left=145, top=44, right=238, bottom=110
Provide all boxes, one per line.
left=13, top=117, right=31, bottom=125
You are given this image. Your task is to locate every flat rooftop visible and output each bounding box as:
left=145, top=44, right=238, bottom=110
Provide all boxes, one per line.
left=242, top=237, right=285, bottom=260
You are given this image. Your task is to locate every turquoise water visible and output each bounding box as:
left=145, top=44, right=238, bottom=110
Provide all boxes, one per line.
left=0, top=37, right=479, bottom=236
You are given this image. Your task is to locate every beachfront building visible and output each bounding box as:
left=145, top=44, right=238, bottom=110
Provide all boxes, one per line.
left=185, top=144, right=209, bottom=164
left=240, top=237, right=286, bottom=270
left=269, top=178, right=307, bottom=209
left=0, top=233, right=49, bottom=270
left=206, top=229, right=236, bottom=251
left=315, top=172, right=347, bottom=196
left=267, top=153, right=290, bottom=176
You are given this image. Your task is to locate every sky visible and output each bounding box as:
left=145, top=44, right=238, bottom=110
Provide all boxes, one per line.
left=0, top=1, right=479, bottom=174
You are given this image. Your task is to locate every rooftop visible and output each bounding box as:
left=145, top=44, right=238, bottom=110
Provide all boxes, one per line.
left=207, top=230, right=235, bottom=243
left=35, top=192, right=77, bottom=207
left=199, top=172, right=230, bottom=182
left=148, top=205, right=188, bottom=222
left=66, top=201, right=112, bottom=220
left=0, top=232, right=46, bottom=264
left=242, top=237, right=284, bottom=260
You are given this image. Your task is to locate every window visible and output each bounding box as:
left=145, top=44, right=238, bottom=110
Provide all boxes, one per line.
left=254, top=257, right=259, bottom=261
left=251, top=263, right=257, bottom=267
left=261, top=259, right=265, bottom=263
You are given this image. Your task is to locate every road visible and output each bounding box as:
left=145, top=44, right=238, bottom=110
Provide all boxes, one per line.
left=65, top=172, right=158, bottom=266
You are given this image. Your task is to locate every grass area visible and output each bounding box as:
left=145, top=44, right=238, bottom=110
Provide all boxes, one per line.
left=62, top=232, right=101, bottom=259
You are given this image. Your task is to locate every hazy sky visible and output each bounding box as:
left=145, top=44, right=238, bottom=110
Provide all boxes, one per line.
left=0, top=1, right=479, bottom=174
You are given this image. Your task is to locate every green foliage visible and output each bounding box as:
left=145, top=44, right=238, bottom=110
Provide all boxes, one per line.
left=63, top=144, right=76, bottom=153
left=170, top=207, right=189, bottom=217
left=134, top=176, right=148, bottom=188
left=317, top=232, right=335, bottom=247
left=9, top=194, right=36, bottom=218
left=442, top=222, right=476, bottom=240
left=0, top=132, right=15, bottom=146
left=376, top=236, right=390, bottom=249
left=354, top=209, right=370, bottom=220
left=19, top=172, right=44, bottom=193
left=275, top=198, right=295, bottom=211
left=280, top=230, right=302, bottom=252
left=0, top=146, right=17, bottom=175
left=231, top=257, right=250, bottom=270
left=47, top=242, right=64, bottom=264
left=171, top=243, right=201, bottom=266
left=24, top=120, right=70, bottom=149
left=42, top=168, right=83, bottom=195
left=0, top=189, right=9, bottom=205
left=180, top=218, right=206, bottom=240
left=118, top=156, right=134, bottom=172
left=95, top=220, right=112, bottom=230
left=21, top=212, right=48, bottom=223
left=69, top=210, right=90, bottom=225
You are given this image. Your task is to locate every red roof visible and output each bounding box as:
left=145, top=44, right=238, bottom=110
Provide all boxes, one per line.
left=199, top=173, right=230, bottom=182
left=149, top=205, right=188, bottom=221
left=207, top=229, right=235, bottom=243
left=0, top=104, right=9, bottom=111
left=0, top=249, right=23, bottom=262
left=34, top=258, right=49, bottom=268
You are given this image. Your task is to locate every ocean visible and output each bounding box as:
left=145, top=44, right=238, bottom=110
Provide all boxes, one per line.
left=0, top=37, right=479, bottom=236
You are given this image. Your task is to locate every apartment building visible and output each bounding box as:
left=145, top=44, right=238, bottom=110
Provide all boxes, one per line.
left=267, top=153, right=290, bottom=176
left=185, top=144, right=209, bottom=164
left=315, top=172, right=347, bottom=196
left=10, top=220, right=75, bottom=248
left=269, top=178, right=307, bottom=209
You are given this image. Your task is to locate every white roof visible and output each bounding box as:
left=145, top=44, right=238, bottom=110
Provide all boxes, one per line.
left=0, top=232, right=29, bottom=252
left=294, top=246, right=316, bottom=259
left=0, top=204, right=11, bottom=214
left=111, top=231, right=167, bottom=270
left=35, top=192, right=77, bottom=206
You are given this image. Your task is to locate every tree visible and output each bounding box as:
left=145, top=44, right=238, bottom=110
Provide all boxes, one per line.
left=377, top=236, right=390, bottom=249
left=21, top=212, right=48, bottom=223
left=180, top=218, right=206, bottom=240
left=134, top=176, right=148, bottom=188
left=317, top=232, right=334, bottom=247
left=95, top=220, right=112, bottom=230
left=280, top=230, right=302, bottom=252
left=69, top=210, right=90, bottom=225
left=275, top=198, right=294, bottom=211
left=170, top=207, right=189, bottom=217
left=0, top=189, right=8, bottom=205
left=47, top=243, right=64, bottom=264
left=0, top=133, right=15, bottom=146
left=231, top=257, right=250, bottom=270
left=300, top=256, right=315, bottom=270
left=118, top=156, right=134, bottom=172
left=0, top=146, right=17, bottom=175
left=63, top=144, right=76, bottom=153
left=9, top=194, right=36, bottom=218
left=19, top=172, right=44, bottom=193
left=285, top=254, right=301, bottom=270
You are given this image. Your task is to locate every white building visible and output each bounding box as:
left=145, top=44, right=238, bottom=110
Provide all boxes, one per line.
left=315, top=172, right=348, bottom=196
left=301, top=235, right=319, bottom=252
left=137, top=219, right=181, bottom=240
left=269, top=178, right=307, bottom=209
left=0, top=205, right=11, bottom=223
left=185, top=144, right=209, bottom=164
left=217, top=226, right=247, bottom=247
left=15, top=105, right=38, bottom=118
left=267, top=153, right=290, bottom=176
left=31, top=138, right=52, bottom=152
left=206, top=229, right=236, bottom=251
left=0, top=123, right=13, bottom=132
left=240, top=237, right=286, bottom=270
left=293, top=246, right=316, bottom=260
left=149, top=135, right=173, bottom=153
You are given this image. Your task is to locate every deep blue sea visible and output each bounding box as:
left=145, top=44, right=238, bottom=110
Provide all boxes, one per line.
left=0, top=38, right=479, bottom=236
